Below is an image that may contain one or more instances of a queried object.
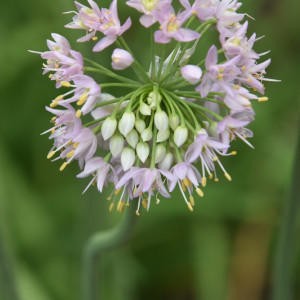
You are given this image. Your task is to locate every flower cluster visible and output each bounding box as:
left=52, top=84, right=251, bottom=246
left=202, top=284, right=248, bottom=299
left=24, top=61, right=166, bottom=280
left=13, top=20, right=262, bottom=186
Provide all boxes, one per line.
left=33, top=0, right=276, bottom=215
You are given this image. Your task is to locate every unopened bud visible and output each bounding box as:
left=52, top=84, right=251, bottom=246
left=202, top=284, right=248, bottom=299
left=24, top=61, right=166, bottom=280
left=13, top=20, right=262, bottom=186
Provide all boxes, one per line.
left=155, top=143, right=166, bottom=163
left=181, top=65, right=202, bottom=84
left=101, top=117, right=117, bottom=140
left=158, top=152, right=173, bottom=170
left=154, top=110, right=169, bottom=132
left=169, top=113, right=180, bottom=131
left=121, top=147, right=135, bottom=171
left=126, top=129, right=139, bottom=148
left=109, top=134, right=124, bottom=157
left=141, top=127, right=153, bottom=142
left=111, top=48, right=134, bottom=70
left=135, top=119, right=146, bottom=134
left=136, top=142, right=150, bottom=163
left=174, top=125, right=188, bottom=147
left=119, top=111, right=135, bottom=137
left=157, top=129, right=170, bottom=142
left=139, top=102, right=151, bottom=116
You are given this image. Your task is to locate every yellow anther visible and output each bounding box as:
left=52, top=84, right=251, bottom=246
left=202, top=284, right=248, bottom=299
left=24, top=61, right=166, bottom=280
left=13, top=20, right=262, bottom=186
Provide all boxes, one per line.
left=231, top=151, right=237, bottom=155
left=225, top=172, right=232, bottom=181
left=202, top=177, right=207, bottom=187
left=114, top=188, right=121, bottom=195
left=183, top=177, right=189, bottom=187
left=49, top=74, right=53, bottom=79
left=181, top=181, right=186, bottom=192
left=133, top=188, right=138, bottom=195
left=47, top=151, right=56, bottom=159
left=142, top=199, right=148, bottom=209
left=73, top=143, right=80, bottom=149
left=55, top=94, right=64, bottom=101
left=107, top=197, right=111, bottom=201
left=189, top=196, right=195, bottom=207
left=117, top=201, right=124, bottom=212
left=77, top=94, right=88, bottom=106
left=215, top=178, right=219, bottom=182
left=187, top=202, right=194, bottom=212
left=51, top=116, right=57, bottom=122
left=209, top=174, right=214, bottom=180
left=253, top=87, right=257, bottom=92
left=136, top=210, right=140, bottom=216
left=109, top=203, right=114, bottom=212
left=248, top=78, right=252, bottom=83
left=156, top=198, right=160, bottom=204
left=126, top=203, right=130, bottom=207
left=213, top=156, right=218, bottom=162
left=92, top=181, right=95, bottom=186
left=61, top=81, right=71, bottom=87
left=59, top=162, right=68, bottom=171
left=159, top=26, right=162, bottom=30
left=196, top=188, right=204, bottom=197
left=217, top=73, right=223, bottom=80
left=67, top=141, right=73, bottom=146
left=233, top=84, right=240, bottom=90
left=192, top=10, right=197, bottom=14
left=242, top=65, right=246, bottom=71
left=50, top=101, right=59, bottom=108
left=219, top=67, right=224, bottom=73
left=258, top=97, right=268, bottom=102
left=66, top=150, right=75, bottom=158
left=51, top=129, right=55, bottom=134
left=76, top=109, right=82, bottom=118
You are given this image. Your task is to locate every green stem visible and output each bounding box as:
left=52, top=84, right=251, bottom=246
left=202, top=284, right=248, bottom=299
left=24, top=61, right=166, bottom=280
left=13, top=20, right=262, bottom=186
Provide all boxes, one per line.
left=272, top=112, right=300, bottom=300
left=150, top=28, right=156, bottom=80
left=84, top=66, right=138, bottom=85
left=100, top=83, right=140, bottom=89
left=0, top=229, right=19, bottom=300
left=82, top=205, right=137, bottom=300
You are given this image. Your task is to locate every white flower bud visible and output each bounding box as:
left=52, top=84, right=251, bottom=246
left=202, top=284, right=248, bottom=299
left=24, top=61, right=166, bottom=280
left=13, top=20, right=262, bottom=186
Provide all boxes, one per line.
left=141, top=127, right=153, bottom=142
left=121, top=147, right=135, bottom=171
left=208, top=121, right=218, bottom=138
left=126, top=129, right=139, bottom=149
left=119, top=111, right=135, bottom=137
left=101, top=117, right=117, bottom=140
left=157, top=129, right=170, bottom=143
left=155, top=143, right=166, bottom=163
left=136, top=142, right=150, bottom=163
left=154, top=110, right=169, bottom=132
left=174, top=125, right=188, bottom=147
left=180, top=65, right=202, bottom=84
left=139, top=102, right=151, bottom=116
left=169, top=113, right=180, bottom=131
left=109, top=134, right=124, bottom=157
left=147, top=91, right=162, bottom=110
left=135, top=119, right=146, bottom=134
left=158, top=152, right=174, bottom=170
left=111, top=48, right=134, bottom=70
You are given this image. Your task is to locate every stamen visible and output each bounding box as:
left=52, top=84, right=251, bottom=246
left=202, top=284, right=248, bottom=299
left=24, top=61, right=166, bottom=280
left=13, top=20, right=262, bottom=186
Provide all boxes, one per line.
left=258, top=97, right=268, bottom=102
left=225, top=172, right=232, bottom=181
left=109, top=203, right=114, bottom=212
left=187, top=202, right=194, bottom=212
left=202, top=177, right=207, bottom=187
left=67, top=150, right=75, bottom=158
left=76, top=110, right=82, bottom=118
left=189, top=196, right=195, bottom=206
left=196, top=188, right=204, bottom=197
left=61, top=81, right=71, bottom=88
left=59, top=162, right=68, bottom=171
left=47, top=151, right=56, bottom=159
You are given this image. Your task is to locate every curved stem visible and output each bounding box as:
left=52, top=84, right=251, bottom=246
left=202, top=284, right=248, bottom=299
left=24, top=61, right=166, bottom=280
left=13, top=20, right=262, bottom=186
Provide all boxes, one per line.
left=272, top=111, right=300, bottom=300
left=82, top=205, right=137, bottom=300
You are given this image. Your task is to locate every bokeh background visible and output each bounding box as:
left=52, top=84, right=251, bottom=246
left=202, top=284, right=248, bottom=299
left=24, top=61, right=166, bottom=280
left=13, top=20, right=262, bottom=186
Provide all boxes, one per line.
left=0, top=0, right=300, bottom=299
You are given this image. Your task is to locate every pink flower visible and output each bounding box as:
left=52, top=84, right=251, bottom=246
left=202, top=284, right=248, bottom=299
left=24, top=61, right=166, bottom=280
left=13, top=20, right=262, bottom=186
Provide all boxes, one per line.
left=111, top=48, right=134, bottom=70
left=77, top=157, right=117, bottom=192
left=154, top=4, right=200, bottom=43
left=126, top=0, right=172, bottom=27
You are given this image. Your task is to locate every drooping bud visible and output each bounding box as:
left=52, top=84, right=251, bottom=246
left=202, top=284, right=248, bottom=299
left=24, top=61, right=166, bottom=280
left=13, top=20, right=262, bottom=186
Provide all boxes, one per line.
left=109, top=134, right=124, bottom=157
left=119, top=111, right=135, bottom=137
left=135, top=119, right=146, bottom=134
left=126, top=129, right=139, bottom=148
left=174, top=125, right=188, bottom=147
left=155, top=143, right=166, bottom=163
left=180, top=65, right=202, bottom=84
left=154, top=110, right=169, bottom=132
left=157, top=129, right=170, bottom=143
left=111, top=48, right=134, bottom=70
left=158, top=152, right=173, bottom=170
left=101, top=117, right=117, bottom=140
left=169, top=113, right=180, bottom=131
left=139, top=102, right=151, bottom=116
left=121, top=147, right=135, bottom=171
left=136, top=142, right=150, bottom=163
left=141, top=127, right=153, bottom=142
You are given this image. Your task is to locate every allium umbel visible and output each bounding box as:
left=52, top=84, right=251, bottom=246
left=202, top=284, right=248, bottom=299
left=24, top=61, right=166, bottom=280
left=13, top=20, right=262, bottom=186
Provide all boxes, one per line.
left=33, top=0, right=278, bottom=215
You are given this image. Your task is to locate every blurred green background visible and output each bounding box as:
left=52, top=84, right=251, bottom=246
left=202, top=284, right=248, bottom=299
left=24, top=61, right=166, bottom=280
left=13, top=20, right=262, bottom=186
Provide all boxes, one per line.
left=0, top=0, right=300, bottom=299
